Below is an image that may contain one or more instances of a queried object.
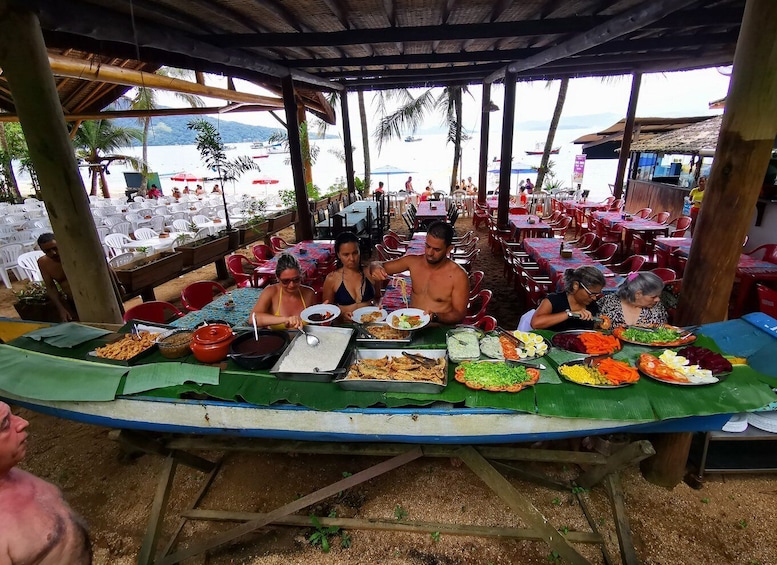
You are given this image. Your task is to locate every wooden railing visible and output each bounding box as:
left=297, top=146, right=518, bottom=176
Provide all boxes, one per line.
left=624, top=180, right=690, bottom=223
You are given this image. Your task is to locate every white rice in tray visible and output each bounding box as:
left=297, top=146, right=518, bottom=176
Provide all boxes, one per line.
left=277, top=331, right=351, bottom=373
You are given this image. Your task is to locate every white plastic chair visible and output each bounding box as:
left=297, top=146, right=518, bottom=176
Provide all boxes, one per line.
left=191, top=214, right=210, bottom=226
left=148, top=215, right=165, bottom=232
left=111, top=222, right=133, bottom=236
left=172, top=219, right=191, bottom=232
left=108, top=252, right=136, bottom=268
left=17, top=250, right=45, bottom=282
left=104, top=233, right=133, bottom=258
left=0, top=243, right=23, bottom=288
left=134, top=228, right=158, bottom=240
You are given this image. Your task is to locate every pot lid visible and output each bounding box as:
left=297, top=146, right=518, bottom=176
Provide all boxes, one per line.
left=193, top=324, right=233, bottom=345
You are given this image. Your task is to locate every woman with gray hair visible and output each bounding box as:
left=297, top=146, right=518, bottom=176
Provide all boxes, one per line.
left=250, top=253, right=318, bottom=330
left=531, top=266, right=608, bottom=331
left=596, top=271, right=668, bottom=327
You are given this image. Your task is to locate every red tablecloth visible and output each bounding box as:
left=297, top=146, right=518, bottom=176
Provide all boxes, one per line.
left=381, top=274, right=413, bottom=311
left=522, top=238, right=623, bottom=290
left=254, top=240, right=334, bottom=281
left=509, top=214, right=552, bottom=240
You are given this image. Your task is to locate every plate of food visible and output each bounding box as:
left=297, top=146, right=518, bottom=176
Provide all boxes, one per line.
left=88, top=330, right=159, bottom=365
left=558, top=357, right=639, bottom=388
left=454, top=360, right=541, bottom=393
left=300, top=304, right=341, bottom=325
left=336, top=349, right=447, bottom=393
left=352, top=306, right=388, bottom=324
left=551, top=330, right=621, bottom=355
left=637, top=346, right=731, bottom=386
left=387, top=308, right=430, bottom=331
left=612, top=325, right=696, bottom=347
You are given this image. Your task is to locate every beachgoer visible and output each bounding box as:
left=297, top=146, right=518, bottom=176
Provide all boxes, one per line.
left=688, top=176, right=706, bottom=234
left=370, top=221, right=468, bottom=324
left=182, top=186, right=190, bottom=194
left=525, top=178, right=534, bottom=194
left=36, top=234, right=77, bottom=322
left=374, top=181, right=385, bottom=197
left=250, top=253, right=318, bottom=330
left=0, top=401, right=92, bottom=564
left=420, top=185, right=433, bottom=202
left=530, top=266, right=607, bottom=331
left=323, top=232, right=380, bottom=319
left=195, top=184, right=205, bottom=196
left=596, top=272, right=667, bottom=327
left=405, top=176, right=414, bottom=193
left=519, top=186, right=528, bottom=206
left=212, top=184, right=221, bottom=194
left=172, top=187, right=181, bottom=199
left=146, top=184, right=162, bottom=199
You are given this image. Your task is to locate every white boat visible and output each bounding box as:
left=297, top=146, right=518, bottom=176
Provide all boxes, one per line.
left=250, top=141, right=266, bottom=149
left=404, top=135, right=422, bottom=143
left=267, top=142, right=288, bottom=154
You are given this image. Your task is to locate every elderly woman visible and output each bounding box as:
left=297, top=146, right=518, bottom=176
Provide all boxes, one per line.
left=531, top=266, right=608, bottom=331
left=323, top=232, right=380, bottom=320
left=596, top=271, right=667, bottom=327
left=250, top=253, right=318, bottom=330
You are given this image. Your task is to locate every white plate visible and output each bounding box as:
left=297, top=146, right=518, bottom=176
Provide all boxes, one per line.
left=300, top=304, right=341, bottom=325
left=352, top=306, right=388, bottom=324
left=387, top=308, right=430, bottom=331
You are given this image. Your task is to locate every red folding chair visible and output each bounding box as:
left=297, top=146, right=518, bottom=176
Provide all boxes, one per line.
left=227, top=254, right=259, bottom=288
left=181, top=281, right=228, bottom=311
left=650, top=267, right=678, bottom=283
left=756, top=284, right=777, bottom=318
left=251, top=243, right=274, bottom=262
left=123, top=301, right=183, bottom=324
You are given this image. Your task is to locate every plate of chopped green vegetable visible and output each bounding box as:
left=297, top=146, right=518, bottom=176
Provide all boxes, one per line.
left=454, top=361, right=540, bottom=392
left=612, top=324, right=696, bottom=347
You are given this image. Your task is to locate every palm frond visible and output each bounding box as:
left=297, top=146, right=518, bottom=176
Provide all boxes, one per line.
left=373, top=89, right=436, bottom=151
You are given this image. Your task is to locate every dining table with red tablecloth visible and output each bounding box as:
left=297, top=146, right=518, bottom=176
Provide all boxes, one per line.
left=254, top=240, right=334, bottom=281
left=654, top=237, right=692, bottom=268
left=509, top=214, right=552, bottom=241
left=592, top=211, right=669, bottom=254
left=414, top=201, right=448, bottom=228
left=521, top=238, right=624, bottom=291
left=380, top=273, right=413, bottom=311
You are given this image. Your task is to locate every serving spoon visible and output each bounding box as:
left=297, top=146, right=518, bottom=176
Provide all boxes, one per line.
left=300, top=324, right=320, bottom=347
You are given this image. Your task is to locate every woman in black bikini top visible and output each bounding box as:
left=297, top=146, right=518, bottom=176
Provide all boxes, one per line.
left=323, top=232, right=381, bottom=320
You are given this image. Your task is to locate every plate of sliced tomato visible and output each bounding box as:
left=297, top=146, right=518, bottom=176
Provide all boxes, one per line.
left=637, top=353, right=724, bottom=386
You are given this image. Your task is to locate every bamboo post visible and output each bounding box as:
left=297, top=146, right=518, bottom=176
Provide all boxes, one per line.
left=0, top=2, right=122, bottom=323
left=643, top=0, right=777, bottom=487
left=613, top=73, right=642, bottom=199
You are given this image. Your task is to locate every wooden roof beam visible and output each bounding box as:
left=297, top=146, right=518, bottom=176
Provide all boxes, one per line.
left=30, top=0, right=341, bottom=91
left=0, top=104, right=284, bottom=123
left=485, top=0, right=700, bottom=83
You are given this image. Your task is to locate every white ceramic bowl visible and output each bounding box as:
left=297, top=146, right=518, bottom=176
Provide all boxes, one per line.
left=352, top=306, right=388, bottom=324
left=300, top=304, right=341, bottom=325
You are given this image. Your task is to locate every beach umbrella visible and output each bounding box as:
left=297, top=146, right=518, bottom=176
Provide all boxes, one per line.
left=371, top=164, right=415, bottom=191
left=170, top=171, right=203, bottom=182
left=488, top=163, right=538, bottom=194
left=252, top=177, right=280, bottom=185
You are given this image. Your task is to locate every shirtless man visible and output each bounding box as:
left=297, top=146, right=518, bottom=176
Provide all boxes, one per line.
left=36, top=234, right=77, bottom=322
left=370, top=221, right=468, bottom=324
left=0, top=402, right=92, bottom=564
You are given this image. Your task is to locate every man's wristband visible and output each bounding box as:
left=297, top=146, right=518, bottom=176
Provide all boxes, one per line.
left=566, top=309, right=573, bottom=318
left=431, top=312, right=439, bottom=323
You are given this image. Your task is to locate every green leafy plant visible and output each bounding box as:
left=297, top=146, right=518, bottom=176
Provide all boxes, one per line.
left=342, top=471, right=353, bottom=478
left=394, top=505, right=408, bottom=520
left=14, top=281, right=50, bottom=304
left=308, top=515, right=340, bottom=553
left=430, top=531, right=441, bottom=543
left=340, top=531, right=352, bottom=549
left=135, top=246, right=149, bottom=254
left=738, top=519, right=748, bottom=529
left=551, top=497, right=562, bottom=506
left=571, top=486, right=589, bottom=495
left=238, top=195, right=267, bottom=231
left=701, top=497, right=710, bottom=504
left=547, top=550, right=562, bottom=563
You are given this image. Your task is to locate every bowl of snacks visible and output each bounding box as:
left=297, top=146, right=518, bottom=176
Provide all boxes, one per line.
left=157, top=330, right=194, bottom=359
left=301, top=304, right=341, bottom=325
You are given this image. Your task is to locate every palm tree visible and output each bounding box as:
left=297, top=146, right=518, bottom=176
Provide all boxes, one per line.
left=535, top=78, right=569, bottom=190
left=129, top=68, right=204, bottom=189
left=0, top=123, right=25, bottom=202
left=374, top=86, right=470, bottom=193
left=357, top=90, right=371, bottom=191
left=73, top=120, right=143, bottom=198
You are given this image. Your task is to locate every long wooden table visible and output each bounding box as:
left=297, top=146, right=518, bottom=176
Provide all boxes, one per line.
left=522, top=237, right=624, bottom=290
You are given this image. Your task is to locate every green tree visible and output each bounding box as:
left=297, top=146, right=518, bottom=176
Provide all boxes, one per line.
left=0, top=122, right=26, bottom=202
left=129, top=68, right=204, bottom=189
left=535, top=78, right=569, bottom=190
left=72, top=119, right=143, bottom=198
left=374, top=86, right=470, bottom=193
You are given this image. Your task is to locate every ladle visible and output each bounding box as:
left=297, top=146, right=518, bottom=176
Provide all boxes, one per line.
left=300, top=324, right=320, bottom=347
left=251, top=313, right=259, bottom=341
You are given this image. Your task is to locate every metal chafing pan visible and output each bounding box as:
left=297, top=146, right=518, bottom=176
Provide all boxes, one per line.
left=354, top=322, right=413, bottom=347
left=269, top=326, right=355, bottom=382
left=334, top=348, right=447, bottom=393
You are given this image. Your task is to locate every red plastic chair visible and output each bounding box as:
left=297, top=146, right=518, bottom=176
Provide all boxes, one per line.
left=251, top=243, right=274, bottom=262
left=608, top=255, right=647, bottom=274
left=551, top=216, right=573, bottom=239
left=669, top=249, right=687, bottom=277
left=650, top=267, right=678, bottom=283
left=569, top=232, right=598, bottom=251
left=509, top=206, right=528, bottom=215
left=465, top=289, right=492, bottom=321
left=227, top=254, right=259, bottom=288
left=269, top=236, right=290, bottom=254
left=181, top=280, right=228, bottom=311
left=668, top=216, right=692, bottom=237
left=746, top=244, right=777, bottom=264
left=634, top=207, right=652, bottom=219
left=383, top=234, right=408, bottom=252
left=123, top=301, right=183, bottom=324
left=470, top=315, right=497, bottom=332
left=588, top=242, right=619, bottom=264
left=650, top=211, right=671, bottom=224
left=472, top=206, right=490, bottom=229
left=468, top=270, right=485, bottom=299
left=756, top=284, right=777, bottom=318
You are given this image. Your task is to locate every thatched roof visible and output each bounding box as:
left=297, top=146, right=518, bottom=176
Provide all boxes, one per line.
left=630, top=115, right=723, bottom=154
left=0, top=0, right=745, bottom=120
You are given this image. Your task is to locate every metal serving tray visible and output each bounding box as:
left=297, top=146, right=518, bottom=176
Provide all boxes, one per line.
left=354, top=322, right=413, bottom=347
left=334, top=348, right=447, bottom=393
left=446, top=326, right=485, bottom=363
left=269, top=326, right=354, bottom=382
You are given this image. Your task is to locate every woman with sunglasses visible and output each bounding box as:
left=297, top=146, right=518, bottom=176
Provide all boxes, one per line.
left=322, top=232, right=380, bottom=320
left=250, top=253, right=318, bottom=330
left=530, top=266, right=607, bottom=331
left=596, top=271, right=667, bottom=327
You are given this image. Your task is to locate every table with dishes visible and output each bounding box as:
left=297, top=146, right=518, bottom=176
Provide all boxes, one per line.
left=254, top=240, right=334, bottom=281
left=122, top=232, right=190, bottom=252
left=522, top=238, right=624, bottom=291
left=315, top=201, right=379, bottom=238
left=171, top=287, right=262, bottom=329
left=509, top=214, right=552, bottom=241
left=592, top=211, right=670, bottom=253
left=414, top=201, right=448, bottom=228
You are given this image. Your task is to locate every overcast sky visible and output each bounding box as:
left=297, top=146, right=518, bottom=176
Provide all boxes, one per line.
left=158, top=66, right=732, bottom=134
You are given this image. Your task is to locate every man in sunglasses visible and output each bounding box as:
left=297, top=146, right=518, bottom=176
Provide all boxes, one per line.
left=36, top=233, right=77, bottom=322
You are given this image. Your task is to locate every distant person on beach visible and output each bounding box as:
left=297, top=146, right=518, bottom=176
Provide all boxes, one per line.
left=36, top=233, right=77, bottom=322
left=525, top=178, right=534, bottom=194
left=212, top=184, right=221, bottom=194
left=370, top=221, right=468, bottom=324
left=172, top=187, right=181, bottom=199
left=182, top=186, right=190, bottom=194
left=420, top=185, right=433, bottom=202
left=147, top=184, right=162, bottom=199
left=405, top=176, right=414, bottom=193
left=0, top=401, right=93, bottom=564
left=195, top=185, right=205, bottom=196
left=374, top=181, right=385, bottom=197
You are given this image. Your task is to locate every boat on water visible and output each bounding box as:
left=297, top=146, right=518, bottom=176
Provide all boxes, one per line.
left=525, top=143, right=560, bottom=155
left=250, top=141, right=266, bottom=149
left=267, top=142, right=289, bottom=154
left=224, top=144, right=237, bottom=151
left=404, top=135, right=422, bottom=143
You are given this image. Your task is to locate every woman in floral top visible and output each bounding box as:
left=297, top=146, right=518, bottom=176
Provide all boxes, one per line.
left=597, top=271, right=668, bottom=327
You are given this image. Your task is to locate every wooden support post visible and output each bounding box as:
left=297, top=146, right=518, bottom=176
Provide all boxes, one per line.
left=497, top=72, right=517, bottom=228
left=577, top=440, right=655, bottom=489
left=613, top=73, right=642, bottom=199
left=0, top=2, right=122, bottom=323
left=477, top=83, right=492, bottom=205
left=137, top=456, right=177, bottom=565
left=340, top=88, right=357, bottom=197
left=645, top=0, right=777, bottom=487
left=604, top=473, right=639, bottom=565
left=282, top=76, right=313, bottom=241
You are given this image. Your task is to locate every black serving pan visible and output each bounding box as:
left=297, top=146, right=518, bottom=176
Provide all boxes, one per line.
left=228, top=330, right=290, bottom=370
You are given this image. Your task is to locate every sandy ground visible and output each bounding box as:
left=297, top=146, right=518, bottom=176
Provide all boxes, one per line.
left=2, top=220, right=777, bottom=564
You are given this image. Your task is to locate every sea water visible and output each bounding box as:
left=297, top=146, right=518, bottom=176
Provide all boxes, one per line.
left=17, top=127, right=619, bottom=204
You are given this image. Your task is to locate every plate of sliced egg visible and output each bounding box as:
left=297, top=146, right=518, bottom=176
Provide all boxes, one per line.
left=480, top=331, right=549, bottom=360
left=640, top=350, right=724, bottom=385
